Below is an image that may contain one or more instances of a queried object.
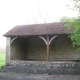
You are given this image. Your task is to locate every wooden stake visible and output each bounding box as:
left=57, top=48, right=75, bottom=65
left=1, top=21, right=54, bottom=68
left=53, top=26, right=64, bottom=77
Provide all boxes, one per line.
left=47, top=35, right=49, bottom=62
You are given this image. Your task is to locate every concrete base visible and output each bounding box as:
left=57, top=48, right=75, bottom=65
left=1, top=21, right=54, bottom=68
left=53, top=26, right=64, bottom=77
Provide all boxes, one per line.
left=0, top=72, right=80, bottom=80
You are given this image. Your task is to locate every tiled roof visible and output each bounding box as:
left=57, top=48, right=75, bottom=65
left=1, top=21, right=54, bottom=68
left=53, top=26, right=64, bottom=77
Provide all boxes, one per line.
left=3, top=22, right=73, bottom=37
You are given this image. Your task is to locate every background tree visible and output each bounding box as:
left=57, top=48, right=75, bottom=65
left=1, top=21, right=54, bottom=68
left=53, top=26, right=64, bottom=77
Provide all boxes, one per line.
left=61, top=0, right=80, bottom=51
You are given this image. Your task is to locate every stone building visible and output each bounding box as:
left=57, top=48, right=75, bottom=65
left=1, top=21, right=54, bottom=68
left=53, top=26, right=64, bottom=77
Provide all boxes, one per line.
left=3, top=22, right=80, bottom=65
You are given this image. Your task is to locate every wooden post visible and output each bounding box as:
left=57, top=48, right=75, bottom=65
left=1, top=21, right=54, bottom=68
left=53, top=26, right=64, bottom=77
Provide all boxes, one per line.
left=47, top=35, right=49, bottom=62
left=39, top=35, right=57, bottom=62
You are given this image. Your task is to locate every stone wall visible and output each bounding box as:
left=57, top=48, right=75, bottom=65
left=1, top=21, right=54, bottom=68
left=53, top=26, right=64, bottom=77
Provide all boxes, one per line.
left=50, top=34, right=80, bottom=60
left=9, top=61, right=80, bottom=69
left=11, top=37, right=28, bottom=60
left=27, top=36, right=46, bottom=60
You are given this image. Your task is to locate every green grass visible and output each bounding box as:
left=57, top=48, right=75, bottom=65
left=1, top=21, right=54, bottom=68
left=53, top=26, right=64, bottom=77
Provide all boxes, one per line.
left=0, top=52, right=6, bottom=71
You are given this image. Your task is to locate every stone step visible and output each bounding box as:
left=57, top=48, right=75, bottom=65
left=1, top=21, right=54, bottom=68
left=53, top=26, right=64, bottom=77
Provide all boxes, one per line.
left=0, top=72, right=45, bottom=80
left=0, top=72, right=80, bottom=80
left=1, top=66, right=80, bottom=75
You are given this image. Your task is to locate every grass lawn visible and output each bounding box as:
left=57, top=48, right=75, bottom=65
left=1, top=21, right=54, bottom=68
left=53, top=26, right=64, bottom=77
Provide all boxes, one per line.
left=0, top=52, right=6, bottom=71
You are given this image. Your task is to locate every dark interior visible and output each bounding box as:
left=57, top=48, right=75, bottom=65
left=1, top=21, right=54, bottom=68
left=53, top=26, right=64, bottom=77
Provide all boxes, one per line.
left=10, top=34, right=80, bottom=61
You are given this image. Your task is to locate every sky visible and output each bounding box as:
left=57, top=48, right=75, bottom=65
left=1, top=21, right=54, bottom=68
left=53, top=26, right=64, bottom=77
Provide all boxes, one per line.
left=0, top=0, right=78, bottom=48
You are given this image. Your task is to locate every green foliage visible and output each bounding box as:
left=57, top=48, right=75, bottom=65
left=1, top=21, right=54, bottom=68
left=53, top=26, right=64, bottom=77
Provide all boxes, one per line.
left=60, top=16, right=72, bottom=22
left=60, top=0, right=80, bottom=51
left=61, top=16, right=80, bottom=50
left=0, top=52, right=6, bottom=71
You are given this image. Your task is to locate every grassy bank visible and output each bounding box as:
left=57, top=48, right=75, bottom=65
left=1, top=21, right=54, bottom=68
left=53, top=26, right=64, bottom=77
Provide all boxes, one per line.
left=0, top=52, right=6, bottom=71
